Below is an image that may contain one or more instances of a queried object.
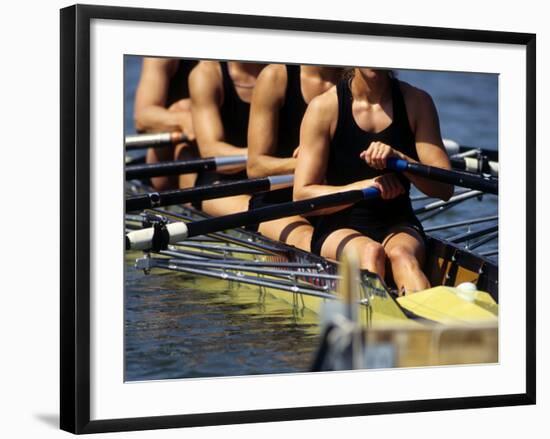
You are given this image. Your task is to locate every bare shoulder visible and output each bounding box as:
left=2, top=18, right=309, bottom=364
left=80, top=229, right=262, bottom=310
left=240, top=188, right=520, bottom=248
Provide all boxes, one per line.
left=257, top=64, right=287, bottom=86
left=398, top=80, right=436, bottom=111
left=254, top=64, right=287, bottom=103
left=189, top=61, right=223, bottom=99
left=307, top=86, right=338, bottom=117
left=305, top=86, right=338, bottom=130
left=189, top=61, right=222, bottom=86
left=142, top=57, right=178, bottom=75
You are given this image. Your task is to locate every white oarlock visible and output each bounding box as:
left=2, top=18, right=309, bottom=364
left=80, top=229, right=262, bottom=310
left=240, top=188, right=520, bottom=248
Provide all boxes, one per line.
left=126, top=228, right=155, bottom=251
left=126, top=222, right=189, bottom=251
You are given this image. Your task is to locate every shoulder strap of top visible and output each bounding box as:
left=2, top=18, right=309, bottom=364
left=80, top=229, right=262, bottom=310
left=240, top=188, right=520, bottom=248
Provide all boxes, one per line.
left=220, top=62, right=236, bottom=102
left=336, top=78, right=351, bottom=121
left=283, top=64, right=303, bottom=105
left=390, top=78, right=411, bottom=131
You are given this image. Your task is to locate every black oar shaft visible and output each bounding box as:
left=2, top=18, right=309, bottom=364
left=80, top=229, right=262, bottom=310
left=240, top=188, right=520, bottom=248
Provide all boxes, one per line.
left=186, top=188, right=376, bottom=238
left=125, top=132, right=186, bottom=150
left=126, top=175, right=292, bottom=211
left=387, top=158, right=498, bottom=195
left=126, top=187, right=380, bottom=250
left=125, top=156, right=246, bottom=180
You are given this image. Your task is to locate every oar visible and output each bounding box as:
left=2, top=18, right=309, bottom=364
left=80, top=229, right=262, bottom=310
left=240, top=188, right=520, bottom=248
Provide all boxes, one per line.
left=126, top=187, right=381, bottom=251
left=126, top=175, right=293, bottom=211
left=449, top=156, right=499, bottom=177
left=387, top=158, right=498, bottom=195
left=125, top=156, right=247, bottom=180
left=125, top=132, right=187, bottom=150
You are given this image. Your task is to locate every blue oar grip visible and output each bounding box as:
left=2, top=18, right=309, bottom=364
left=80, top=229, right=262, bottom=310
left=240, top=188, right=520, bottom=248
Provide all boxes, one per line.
left=361, top=186, right=381, bottom=198
left=386, top=157, right=409, bottom=172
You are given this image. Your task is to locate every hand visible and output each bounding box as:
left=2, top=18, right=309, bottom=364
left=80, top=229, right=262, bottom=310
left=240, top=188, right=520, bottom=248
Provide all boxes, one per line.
left=292, top=146, right=301, bottom=158
left=360, top=141, right=403, bottom=170
left=366, top=174, right=405, bottom=200
left=168, top=100, right=196, bottom=142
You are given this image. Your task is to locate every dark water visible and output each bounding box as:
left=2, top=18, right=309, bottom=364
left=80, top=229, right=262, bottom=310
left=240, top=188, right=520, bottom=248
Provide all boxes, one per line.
left=124, top=57, right=498, bottom=381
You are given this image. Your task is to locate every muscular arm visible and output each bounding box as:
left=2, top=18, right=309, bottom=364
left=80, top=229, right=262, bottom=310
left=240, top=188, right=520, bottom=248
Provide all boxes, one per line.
left=247, top=65, right=297, bottom=178
left=401, top=87, right=453, bottom=200
left=293, top=92, right=377, bottom=215
left=134, top=58, right=187, bottom=133
left=189, top=62, right=247, bottom=173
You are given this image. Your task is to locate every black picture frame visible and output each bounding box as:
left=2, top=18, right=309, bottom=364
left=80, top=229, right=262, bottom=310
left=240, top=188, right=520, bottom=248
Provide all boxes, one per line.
left=60, top=4, right=536, bottom=434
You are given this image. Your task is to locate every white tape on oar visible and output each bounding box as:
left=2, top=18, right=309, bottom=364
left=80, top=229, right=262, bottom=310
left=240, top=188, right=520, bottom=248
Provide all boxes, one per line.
left=126, top=228, right=155, bottom=251
left=464, top=157, right=479, bottom=173
left=165, top=222, right=189, bottom=243
left=126, top=222, right=189, bottom=251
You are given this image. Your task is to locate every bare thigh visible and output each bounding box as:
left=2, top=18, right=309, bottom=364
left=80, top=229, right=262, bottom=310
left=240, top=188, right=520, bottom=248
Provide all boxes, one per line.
left=320, top=228, right=380, bottom=262
left=174, top=142, right=199, bottom=189
left=382, top=226, right=426, bottom=264
left=258, top=216, right=313, bottom=251
left=146, top=146, right=177, bottom=190
left=201, top=194, right=251, bottom=217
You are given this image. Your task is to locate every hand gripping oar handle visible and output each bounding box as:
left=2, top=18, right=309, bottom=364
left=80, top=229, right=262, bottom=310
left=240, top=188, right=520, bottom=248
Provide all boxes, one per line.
left=124, top=132, right=188, bottom=150
left=386, top=158, right=498, bottom=195
left=126, top=187, right=380, bottom=251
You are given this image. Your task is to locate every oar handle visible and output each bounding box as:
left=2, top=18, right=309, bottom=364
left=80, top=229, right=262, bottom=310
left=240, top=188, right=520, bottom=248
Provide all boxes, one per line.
left=386, top=158, right=498, bottom=195
left=125, top=132, right=187, bottom=150
left=126, top=174, right=294, bottom=211
left=125, top=155, right=247, bottom=180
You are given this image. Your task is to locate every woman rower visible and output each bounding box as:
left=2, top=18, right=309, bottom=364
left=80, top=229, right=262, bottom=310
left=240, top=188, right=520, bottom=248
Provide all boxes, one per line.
left=293, top=68, right=453, bottom=294
left=247, top=64, right=341, bottom=251
left=134, top=57, right=198, bottom=190
left=188, top=61, right=266, bottom=216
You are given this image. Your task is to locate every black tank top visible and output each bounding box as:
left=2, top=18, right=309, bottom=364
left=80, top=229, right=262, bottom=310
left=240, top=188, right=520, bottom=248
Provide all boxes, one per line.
left=219, top=62, right=251, bottom=149
left=324, top=77, right=419, bottom=226
left=275, top=65, right=308, bottom=158
left=165, top=60, right=197, bottom=107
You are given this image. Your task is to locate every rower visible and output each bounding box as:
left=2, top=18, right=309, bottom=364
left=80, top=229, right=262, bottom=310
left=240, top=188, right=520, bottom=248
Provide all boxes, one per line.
left=293, top=68, right=454, bottom=294
left=189, top=61, right=266, bottom=216
left=246, top=64, right=342, bottom=251
left=134, top=57, right=198, bottom=190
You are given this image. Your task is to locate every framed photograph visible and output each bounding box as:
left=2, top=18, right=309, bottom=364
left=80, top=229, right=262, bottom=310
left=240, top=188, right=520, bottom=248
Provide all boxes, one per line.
left=60, top=4, right=536, bottom=434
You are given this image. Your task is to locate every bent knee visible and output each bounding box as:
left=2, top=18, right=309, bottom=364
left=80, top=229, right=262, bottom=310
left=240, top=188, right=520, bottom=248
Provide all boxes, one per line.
left=387, top=245, right=420, bottom=268
left=360, top=242, right=386, bottom=265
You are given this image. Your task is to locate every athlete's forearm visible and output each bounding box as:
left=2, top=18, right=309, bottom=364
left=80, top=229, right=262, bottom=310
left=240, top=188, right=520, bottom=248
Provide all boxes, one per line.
left=247, top=155, right=296, bottom=179
left=396, top=152, right=454, bottom=201
left=197, top=140, right=247, bottom=174
left=135, top=106, right=185, bottom=133
left=293, top=180, right=371, bottom=216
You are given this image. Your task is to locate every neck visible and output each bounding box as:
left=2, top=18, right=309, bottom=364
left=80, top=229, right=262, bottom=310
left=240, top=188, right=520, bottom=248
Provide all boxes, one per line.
left=351, top=69, right=391, bottom=104
left=301, top=65, right=342, bottom=83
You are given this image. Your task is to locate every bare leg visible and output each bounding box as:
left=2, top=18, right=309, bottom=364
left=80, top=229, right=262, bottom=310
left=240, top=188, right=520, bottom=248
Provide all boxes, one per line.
left=258, top=216, right=313, bottom=251
left=174, top=142, right=198, bottom=190
left=201, top=194, right=251, bottom=216
left=145, top=99, right=195, bottom=191
left=320, top=228, right=386, bottom=277
left=146, top=146, right=177, bottom=190
left=383, top=227, right=429, bottom=294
